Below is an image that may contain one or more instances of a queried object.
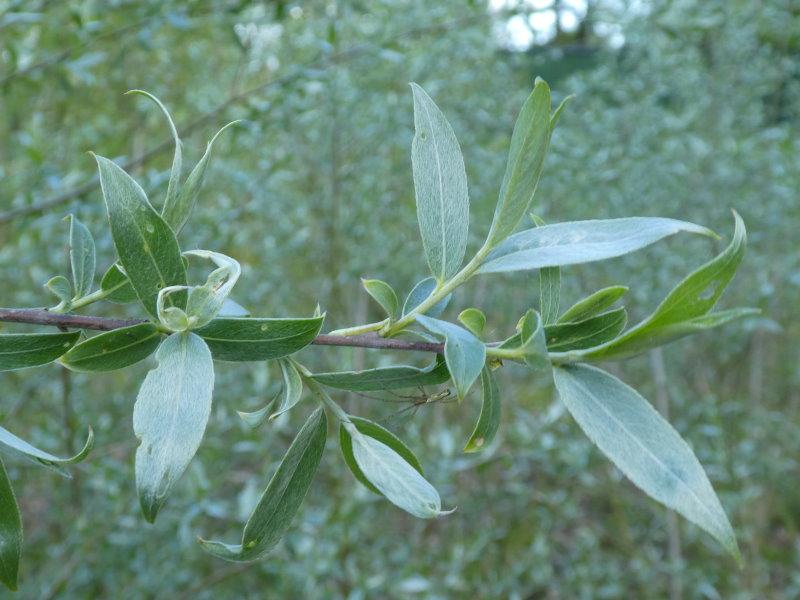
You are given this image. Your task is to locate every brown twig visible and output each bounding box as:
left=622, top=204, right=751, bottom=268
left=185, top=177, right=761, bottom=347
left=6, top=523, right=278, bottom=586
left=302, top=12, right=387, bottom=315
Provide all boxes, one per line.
left=0, top=307, right=444, bottom=353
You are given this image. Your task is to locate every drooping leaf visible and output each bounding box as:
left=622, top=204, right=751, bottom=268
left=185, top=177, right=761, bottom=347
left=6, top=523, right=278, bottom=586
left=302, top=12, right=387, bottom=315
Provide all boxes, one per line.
left=553, top=363, right=740, bottom=561
left=0, top=458, right=21, bottom=591
left=0, top=423, right=93, bottom=471
left=464, top=366, right=501, bottom=453
left=558, top=285, right=628, bottom=323
left=67, top=214, right=96, bottom=299
left=479, top=217, right=716, bottom=274
left=415, top=315, right=485, bottom=400
left=458, top=308, right=486, bottom=338
left=195, top=316, right=324, bottom=362
left=270, top=359, right=303, bottom=419
left=133, top=332, right=214, bottom=522
left=410, top=83, right=469, bottom=282
left=545, top=308, right=627, bottom=352
left=485, top=79, right=552, bottom=248
left=100, top=263, right=138, bottom=303
left=126, top=90, right=182, bottom=212
left=162, top=120, right=239, bottom=234
left=347, top=422, right=448, bottom=518
left=60, top=323, right=162, bottom=372
left=45, top=275, right=72, bottom=308
left=556, top=213, right=755, bottom=361
left=199, top=407, right=327, bottom=562
left=339, top=416, right=423, bottom=495
left=311, top=355, right=449, bottom=391
left=402, top=277, right=451, bottom=318
left=361, top=278, right=399, bottom=320
left=94, top=154, right=187, bottom=319
left=0, top=332, right=80, bottom=371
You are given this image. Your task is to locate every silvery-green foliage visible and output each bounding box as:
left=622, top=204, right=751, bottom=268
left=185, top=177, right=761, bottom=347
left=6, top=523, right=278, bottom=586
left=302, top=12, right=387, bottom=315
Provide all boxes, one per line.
left=0, top=459, right=21, bottom=591
left=133, top=332, right=214, bottom=522
left=67, top=214, right=96, bottom=299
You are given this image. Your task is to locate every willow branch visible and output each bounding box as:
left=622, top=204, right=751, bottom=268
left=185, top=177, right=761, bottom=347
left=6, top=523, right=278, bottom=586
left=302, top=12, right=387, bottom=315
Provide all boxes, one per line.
left=0, top=308, right=444, bottom=353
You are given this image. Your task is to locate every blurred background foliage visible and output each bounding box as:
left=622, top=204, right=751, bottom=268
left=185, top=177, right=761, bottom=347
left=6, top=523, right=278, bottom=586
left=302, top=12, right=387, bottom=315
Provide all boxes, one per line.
left=1, top=0, right=798, bottom=597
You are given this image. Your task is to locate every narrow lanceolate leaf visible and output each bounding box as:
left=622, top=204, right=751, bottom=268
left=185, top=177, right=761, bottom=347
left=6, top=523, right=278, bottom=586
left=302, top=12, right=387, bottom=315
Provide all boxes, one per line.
left=556, top=212, right=754, bottom=361
left=464, top=366, right=501, bottom=453
left=60, top=324, right=162, bottom=372
left=458, top=308, right=486, bottom=338
left=479, top=217, right=715, bottom=274
left=339, top=416, right=423, bottom=495
left=100, top=263, right=138, bottom=303
left=200, top=408, right=327, bottom=562
left=270, top=359, right=303, bottom=419
left=94, top=154, right=187, bottom=319
left=0, top=424, right=93, bottom=471
left=348, top=423, right=448, bottom=518
left=133, top=332, right=214, bottom=522
left=410, top=83, right=469, bottom=282
left=415, top=315, right=485, bottom=400
left=0, top=458, right=21, bottom=591
left=0, top=332, right=80, bottom=371
left=545, top=308, right=627, bottom=352
left=67, top=214, right=96, bottom=298
left=486, top=79, right=552, bottom=248
left=312, top=355, right=449, bottom=391
left=558, top=285, right=628, bottom=323
left=361, top=278, right=399, bottom=320
left=553, top=364, right=740, bottom=561
left=402, top=277, right=451, bottom=318
left=162, top=120, right=239, bottom=234
left=531, top=215, right=560, bottom=324
left=127, top=90, right=182, bottom=212
left=195, top=316, right=324, bottom=362
left=237, top=396, right=276, bottom=429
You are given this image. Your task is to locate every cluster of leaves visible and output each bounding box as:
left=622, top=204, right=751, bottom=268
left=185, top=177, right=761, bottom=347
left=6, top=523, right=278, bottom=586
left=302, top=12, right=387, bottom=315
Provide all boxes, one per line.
left=0, top=79, right=756, bottom=591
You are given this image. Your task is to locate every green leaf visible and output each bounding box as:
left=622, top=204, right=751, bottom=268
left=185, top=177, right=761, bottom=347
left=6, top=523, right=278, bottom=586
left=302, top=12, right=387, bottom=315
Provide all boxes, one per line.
left=361, top=278, right=399, bottom=320
left=126, top=90, right=182, bottom=212
left=558, top=285, right=628, bottom=323
left=545, top=308, right=627, bottom=352
left=236, top=396, right=276, bottom=429
left=464, top=366, right=501, bottom=453
left=0, top=458, right=21, bottom=591
left=45, top=275, right=72, bottom=308
left=531, top=215, right=560, bottom=324
left=346, top=421, right=448, bottom=518
left=133, top=332, right=214, bottom=522
left=486, top=79, right=552, bottom=248
left=94, top=154, right=187, bottom=319
left=311, top=355, right=449, bottom=391
left=66, top=214, right=96, bottom=299
left=409, top=83, right=469, bottom=282
left=499, top=310, right=549, bottom=370
left=0, top=331, right=80, bottom=371
left=270, top=359, right=303, bottom=419
left=199, top=407, right=327, bottom=562
left=60, top=323, right=162, bottom=372
left=0, top=423, right=93, bottom=471
left=457, top=308, right=486, bottom=338
left=100, top=263, right=138, bottom=303
left=195, top=316, right=324, bottom=362
left=339, top=416, right=423, bottom=495
left=162, top=120, right=239, bottom=234
left=479, top=217, right=716, bottom=274
left=157, top=250, right=242, bottom=332
left=415, top=315, right=485, bottom=400
left=553, top=364, right=740, bottom=561
left=402, top=277, right=451, bottom=318
left=558, top=212, right=753, bottom=361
